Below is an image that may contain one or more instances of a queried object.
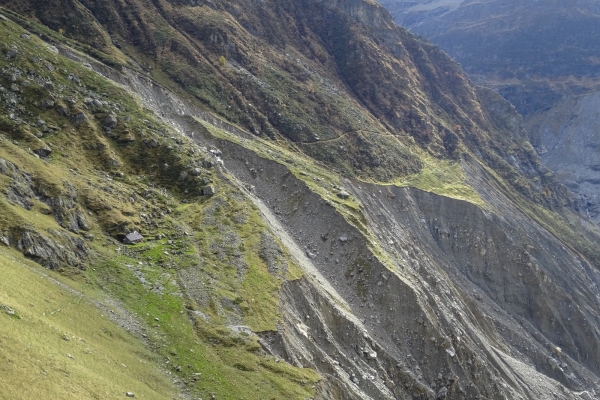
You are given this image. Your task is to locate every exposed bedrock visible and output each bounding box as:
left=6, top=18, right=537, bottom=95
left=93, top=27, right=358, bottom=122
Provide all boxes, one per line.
left=218, top=139, right=600, bottom=399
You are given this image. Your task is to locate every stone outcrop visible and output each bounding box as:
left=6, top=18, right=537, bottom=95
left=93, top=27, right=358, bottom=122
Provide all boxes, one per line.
left=13, top=228, right=87, bottom=270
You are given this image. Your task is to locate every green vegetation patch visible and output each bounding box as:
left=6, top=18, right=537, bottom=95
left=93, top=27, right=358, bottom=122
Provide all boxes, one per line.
left=0, top=248, right=177, bottom=400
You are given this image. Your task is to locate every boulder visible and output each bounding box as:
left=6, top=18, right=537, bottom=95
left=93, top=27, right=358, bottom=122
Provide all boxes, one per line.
left=40, top=99, right=55, bottom=109
left=105, top=114, right=118, bottom=129
left=117, top=135, right=135, bottom=144
left=337, top=190, right=350, bottom=199
left=200, top=185, right=216, bottom=196
left=436, top=387, right=448, bottom=399
left=55, top=105, right=69, bottom=117
left=144, top=138, right=159, bottom=148
left=71, top=112, right=87, bottom=124
left=190, top=167, right=202, bottom=176
left=33, top=146, right=52, bottom=158
left=5, top=46, right=19, bottom=60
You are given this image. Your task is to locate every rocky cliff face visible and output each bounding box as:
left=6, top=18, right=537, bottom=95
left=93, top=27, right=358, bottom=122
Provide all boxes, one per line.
left=379, top=0, right=600, bottom=225
left=1, top=1, right=600, bottom=399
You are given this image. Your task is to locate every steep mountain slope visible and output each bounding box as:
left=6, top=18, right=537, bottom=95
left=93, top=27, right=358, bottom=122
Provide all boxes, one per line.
left=379, top=0, right=600, bottom=224
left=1, top=1, right=600, bottom=399
left=0, top=0, right=574, bottom=206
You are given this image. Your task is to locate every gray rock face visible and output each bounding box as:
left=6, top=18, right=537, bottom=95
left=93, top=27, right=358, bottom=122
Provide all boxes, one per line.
left=0, top=159, right=90, bottom=234
left=16, top=229, right=88, bottom=269
left=532, top=91, right=600, bottom=224
left=0, top=158, right=35, bottom=209
left=218, top=140, right=600, bottom=400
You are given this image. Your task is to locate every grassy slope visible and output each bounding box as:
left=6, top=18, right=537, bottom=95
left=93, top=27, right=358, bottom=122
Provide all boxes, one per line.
left=0, top=248, right=177, bottom=400
left=0, top=14, right=319, bottom=400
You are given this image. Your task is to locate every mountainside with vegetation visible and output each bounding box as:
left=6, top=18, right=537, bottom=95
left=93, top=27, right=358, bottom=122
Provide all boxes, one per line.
left=379, top=0, right=600, bottom=224
left=1, top=1, right=600, bottom=399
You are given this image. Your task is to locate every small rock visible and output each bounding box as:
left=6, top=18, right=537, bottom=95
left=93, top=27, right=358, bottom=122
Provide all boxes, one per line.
left=67, top=353, right=75, bottom=359
left=5, top=46, right=19, bottom=60
left=92, top=99, right=103, bottom=108
left=0, top=14, right=7, bottom=21
left=552, top=346, right=563, bottom=357
left=33, top=146, right=52, bottom=158
left=125, top=392, right=135, bottom=398
left=40, top=99, right=55, bottom=109
left=21, top=33, right=30, bottom=40
left=337, top=190, right=350, bottom=200
left=200, top=186, right=216, bottom=196
left=179, top=171, right=188, bottom=180
left=55, top=105, right=69, bottom=117
left=43, top=81, right=54, bottom=91
left=2, top=305, right=15, bottom=316
left=71, top=112, right=87, bottom=124
left=190, top=168, right=202, bottom=176
left=117, top=135, right=135, bottom=144
left=63, top=334, right=70, bottom=341
left=144, top=138, right=160, bottom=148
left=339, top=236, right=348, bottom=242
left=436, top=387, right=448, bottom=399
left=10, top=83, right=20, bottom=92
left=105, top=114, right=118, bottom=129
